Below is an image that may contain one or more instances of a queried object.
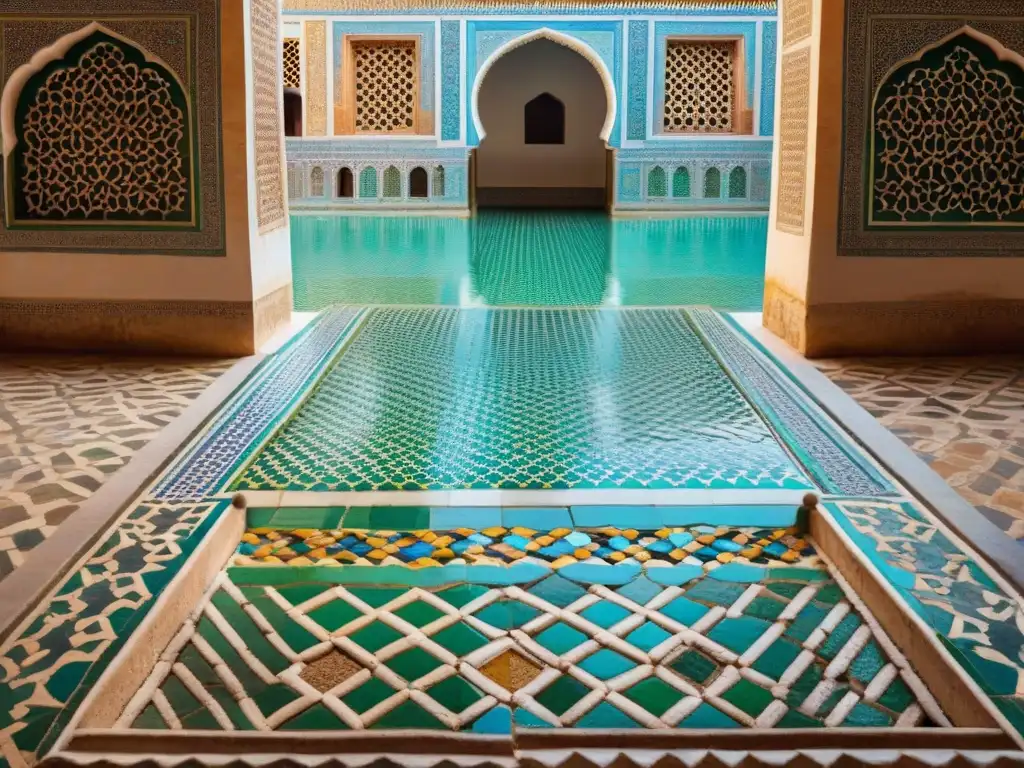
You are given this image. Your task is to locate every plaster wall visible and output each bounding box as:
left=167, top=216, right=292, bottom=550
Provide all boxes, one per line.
left=476, top=39, right=607, bottom=190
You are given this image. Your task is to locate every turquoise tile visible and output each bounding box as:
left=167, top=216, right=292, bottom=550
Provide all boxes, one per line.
left=345, top=507, right=431, bottom=530
left=661, top=505, right=796, bottom=528
left=534, top=622, right=589, bottom=655
left=268, top=507, right=344, bottom=529
left=574, top=700, right=641, bottom=728
left=624, top=622, right=672, bottom=652
left=708, top=562, right=766, bottom=583
left=571, top=506, right=661, bottom=529
left=471, top=706, right=512, bottom=734
left=647, top=565, right=704, bottom=586
left=659, top=596, right=709, bottom=626
left=430, top=507, right=502, bottom=530
left=579, top=601, right=632, bottom=629
left=679, top=702, right=741, bottom=728
left=501, top=507, right=572, bottom=529
left=577, top=649, right=635, bottom=681
left=559, top=561, right=641, bottom=585
left=527, top=574, right=587, bottom=608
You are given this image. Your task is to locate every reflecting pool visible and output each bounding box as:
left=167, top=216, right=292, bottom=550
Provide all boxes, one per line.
left=290, top=210, right=767, bottom=310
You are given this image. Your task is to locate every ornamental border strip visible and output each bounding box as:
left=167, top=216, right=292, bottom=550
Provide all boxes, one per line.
left=686, top=309, right=894, bottom=497
left=151, top=307, right=367, bottom=502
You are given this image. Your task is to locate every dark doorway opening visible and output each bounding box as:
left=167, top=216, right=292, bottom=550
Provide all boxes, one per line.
left=284, top=89, right=303, bottom=137
left=410, top=167, right=429, bottom=198
left=337, top=168, right=354, bottom=198
left=524, top=93, right=565, bottom=145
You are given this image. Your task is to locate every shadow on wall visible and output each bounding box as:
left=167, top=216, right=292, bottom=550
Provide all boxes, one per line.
left=476, top=38, right=607, bottom=208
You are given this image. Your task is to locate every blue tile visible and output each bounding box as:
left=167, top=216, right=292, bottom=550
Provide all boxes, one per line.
left=571, top=506, right=661, bottom=529
left=430, top=507, right=502, bottom=530
left=647, top=565, right=704, bottom=586
left=660, top=505, right=796, bottom=528
left=708, top=563, right=766, bottom=583
left=501, top=507, right=572, bottom=529
left=559, top=561, right=641, bottom=585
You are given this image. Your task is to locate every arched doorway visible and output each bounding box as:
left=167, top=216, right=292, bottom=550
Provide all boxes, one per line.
left=283, top=88, right=302, bottom=136
left=475, top=38, right=609, bottom=209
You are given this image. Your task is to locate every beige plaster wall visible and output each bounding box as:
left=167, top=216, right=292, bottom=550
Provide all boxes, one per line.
left=476, top=39, right=608, bottom=189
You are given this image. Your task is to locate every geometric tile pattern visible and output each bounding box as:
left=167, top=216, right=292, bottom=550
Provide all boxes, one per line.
left=692, top=310, right=894, bottom=497
left=118, top=562, right=942, bottom=732
left=153, top=308, right=365, bottom=502
left=235, top=308, right=815, bottom=492
left=234, top=525, right=818, bottom=569
left=824, top=499, right=1024, bottom=735
left=818, top=358, right=1024, bottom=542
left=0, top=500, right=229, bottom=765
left=0, top=357, right=231, bottom=580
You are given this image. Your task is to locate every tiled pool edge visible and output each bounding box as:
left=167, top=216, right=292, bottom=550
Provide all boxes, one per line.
left=735, top=317, right=1024, bottom=592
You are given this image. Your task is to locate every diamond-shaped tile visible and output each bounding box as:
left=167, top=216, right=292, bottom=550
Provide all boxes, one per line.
left=299, top=650, right=363, bottom=693
left=623, top=676, right=685, bottom=717
left=386, top=646, right=444, bottom=683
left=393, top=600, right=446, bottom=628
left=478, top=648, right=543, bottom=693
left=534, top=673, right=591, bottom=716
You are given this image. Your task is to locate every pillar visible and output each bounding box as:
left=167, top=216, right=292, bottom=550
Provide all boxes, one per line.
left=764, top=0, right=1024, bottom=357
left=0, top=0, right=294, bottom=356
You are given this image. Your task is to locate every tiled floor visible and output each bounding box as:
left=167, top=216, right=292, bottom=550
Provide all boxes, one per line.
left=0, top=355, right=233, bottom=579
left=818, top=358, right=1024, bottom=542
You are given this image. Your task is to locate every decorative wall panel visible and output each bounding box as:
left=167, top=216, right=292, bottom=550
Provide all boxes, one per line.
left=838, top=0, right=1024, bottom=256
left=283, top=37, right=301, bottom=88
left=304, top=20, right=327, bottom=136
left=440, top=20, right=461, bottom=141
left=251, top=0, right=288, bottom=233
left=759, top=21, right=777, bottom=135
left=870, top=32, right=1024, bottom=226
left=9, top=32, right=192, bottom=225
left=0, top=1, right=224, bottom=255
left=354, top=41, right=417, bottom=132
left=663, top=40, right=735, bottom=133
left=776, top=48, right=810, bottom=235
left=782, top=0, right=811, bottom=47
left=626, top=20, right=648, bottom=141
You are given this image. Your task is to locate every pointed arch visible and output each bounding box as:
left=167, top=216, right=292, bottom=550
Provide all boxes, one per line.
left=648, top=166, right=667, bottom=198
left=672, top=167, right=691, bottom=198
left=383, top=166, right=402, bottom=198
left=409, top=167, right=428, bottom=198
left=432, top=166, right=446, bottom=198
left=337, top=167, right=354, bottom=198
left=359, top=167, right=378, bottom=198
left=704, top=167, right=722, bottom=198
left=471, top=27, right=617, bottom=144
left=728, top=167, right=747, bottom=199
left=310, top=166, right=324, bottom=197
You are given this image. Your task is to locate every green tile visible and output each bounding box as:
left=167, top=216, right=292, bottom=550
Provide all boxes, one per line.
left=280, top=702, right=349, bottom=730
left=819, top=614, right=862, bottom=661
left=346, top=587, right=406, bottom=608
left=679, top=702, right=741, bottom=728
left=785, top=664, right=824, bottom=709
left=431, top=623, right=490, bottom=656
left=252, top=683, right=303, bottom=717
left=534, top=622, right=588, bottom=656
left=247, top=508, right=276, bottom=528
left=387, top=647, right=443, bottom=682
left=876, top=676, right=914, bottom=713
left=348, top=620, right=404, bottom=653
left=743, top=596, right=786, bottom=621
left=474, top=600, right=539, bottom=630
left=132, top=704, right=168, bottom=729
left=842, top=702, right=892, bottom=727
left=751, top=638, right=801, bottom=680
left=342, top=677, right=398, bottom=714
left=684, top=579, right=747, bottom=605
left=180, top=707, right=222, bottom=730
left=658, top=596, right=709, bottom=626
left=776, top=709, right=821, bottom=728
left=720, top=678, right=774, bottom=717
left=707, top=616, right=773, bottom=655
left=669, top=649, right=717, bottom=685
left=276, top=584, right=332, bottom=606
left=501, top=507, right=572, bottom=529
left=372, top=699, right=447, bottom=729
left=784, top=604, right=829, bottom=643
left=247, top=594, right=321, bottom=653
left=623, top=677, right=684, bottom=717
left=307, top=598, right=364, bottom=633
left=577, top=648, right=635, bottom=681
left=345, top=507, right=430, bottom=530
left=427, top=676, right=484, bottom=713
left=269, top=507, right=344, bottom=529
left=196, top=616, right=265, bottom=693
left=535, top=674, right=591, bottom=716
left=161, top=676, right=201, bottom=719
left=528, top=574, right=587, bottom=608
left=993, top=697, right=1024, bottom=735
left=393, top=600, right=446, bottom=628
left=848, top=640, right=887, bottom=686
left=436, top=584, right=491, bottom=609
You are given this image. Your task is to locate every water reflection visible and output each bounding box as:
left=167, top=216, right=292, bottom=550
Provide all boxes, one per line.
left=290, top=210, right=766, bottom=310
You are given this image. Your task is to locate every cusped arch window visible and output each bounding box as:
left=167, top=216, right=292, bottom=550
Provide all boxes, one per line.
left=871, top=30, right=1024, bottom=224
left=383, top=166, right=402, bottom=198
left=647, top=166, right=667, bottom=198
left=672, top=167, right=691, bottom=198
left=524, top=92, right=565, bottom=145
left=6, top=27, right=194, bottom=225
left=728, top=167, right=747, bottom=199
left=409, top=167, right=428, bottom=198
left=310, top=166, right=324, bottom=197
left=704, top=168, right=722, bottom=198
left=359, top=167, right=378, bottom=198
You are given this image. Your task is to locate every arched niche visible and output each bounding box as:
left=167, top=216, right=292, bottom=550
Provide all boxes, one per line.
left=524, top=93, right=565, bottom=145
left=870, top=28, right=1024, bottom=225
left=1, top=24, right=194, bottom=225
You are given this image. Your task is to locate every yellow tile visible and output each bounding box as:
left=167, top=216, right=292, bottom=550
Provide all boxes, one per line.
left=455, top=528, right=477, bottom=537
left=253, top=545, right=273, bottom=558
left=535, top=535, right=554, bottom=547
left=669, top=548, right=686, bottom=561
left=366, top=536, right=388, bottom=548
left=289, top=556, right=314, bottom=567
left=307, top=547, right=327, bottom=559
left=696, top=534, right=716, bottom=545
left=740, top=546, right=763, bottom=559
left=552, top=555, right=577, bottom=569
left=335, top=551, right=359, bottom=563
left=525, top=541, right=541, bottom=552
left=634, top=551, right=652, bottom=563
left=510, top=526, right=536, bottom=538
left=275, top=547, right=295, bottom=557
left=434, top=547, right=455, bottom=560
left=465, top=544, right=485, bottom=555
left=622, top=529, right=639, bottom=540
left=383, top=544, right=399, bottom=554
left=483, top=526, right=508, bottom=537
left=292, top=528, right=319, bottom=539
left=655, top=529, right=671, bottom=539
left=241, top=533, right=261, bottom=545
left=416, top=557, right=441, bottom=568
left=716, top=552, right=735, bottom=564
left=549, top=528, right=571, bottom=539
left=367, top=549, right=388, bottom=560
left=262, top=556, right=282, bottom=564
left=573, top=548, right=591, bottom=560
left=420, top=531, right=438, bottom=543
left=781, top=551, right=800, bottom=563
left=624, top=544, right=643, bottom=556
left=609, top=551, right=626, bottom=562
left=433, top=535, right=454, bottom=548
left=317, top=558, right=340, bottom=567
left=395, top=537, right=418, bottom=547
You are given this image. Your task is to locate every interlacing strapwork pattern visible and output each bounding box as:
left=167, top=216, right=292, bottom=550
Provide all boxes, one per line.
left=873, top=44, right=1024, bottom=224
left=311, top=167, right=324, bottom=197
left=17, top=41, right=188, bottom=221
left=251, top=0, right=288, bottom=232
left=354, top=41, right=416, bottom=133
left=663, top=41, right=734, bottom=133
left=283, top=38, right=301, bottom=88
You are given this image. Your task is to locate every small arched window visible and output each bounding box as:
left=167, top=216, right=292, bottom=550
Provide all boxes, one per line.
left=409, top=167, right=428, bottom=198
left=729, top=167, right=747, bottom=199
left=359, top=167, right=377, bottom=198
left=310, top=166, right=324, bottom=197
left=648, top=166, right=667, bottom=198
left=672, top=167, right=690, bottom=198
left=383, top=166, right=401, bottom=198
left=337, top=167, right=354, bottom=198
left=524, top=92, right=565, bottom=145
left=704, top=168, right=721, bottom=198
left=432, top=166, right=446, bottom=198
